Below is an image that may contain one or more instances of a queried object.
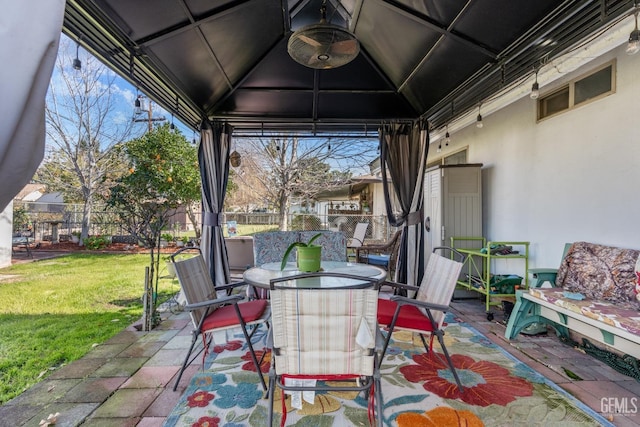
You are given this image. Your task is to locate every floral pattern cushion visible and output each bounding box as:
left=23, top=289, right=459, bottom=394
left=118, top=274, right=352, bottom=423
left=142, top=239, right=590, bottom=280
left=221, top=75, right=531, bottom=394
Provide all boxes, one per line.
left=252, top=231, right=347, bottom=265
left=555, top=241, right=640, bottom=310
left=636, top=255, right=640, bottom=306
left=252, top=231, right=300, bottom=265
left=528, top=287, right=640, bottom=337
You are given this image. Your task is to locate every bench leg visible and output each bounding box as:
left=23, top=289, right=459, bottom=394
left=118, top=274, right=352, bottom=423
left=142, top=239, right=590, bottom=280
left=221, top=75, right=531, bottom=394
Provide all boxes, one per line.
left=506, top=292, right=572, bottom=340
left=505, top=290, right=559, bottom=339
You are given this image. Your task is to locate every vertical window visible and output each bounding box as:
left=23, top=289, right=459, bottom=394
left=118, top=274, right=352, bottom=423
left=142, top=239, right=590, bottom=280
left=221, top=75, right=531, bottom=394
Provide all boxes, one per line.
left=537, top=61, right=615, bottom=121
left=574, top=65, right=612, bottom=105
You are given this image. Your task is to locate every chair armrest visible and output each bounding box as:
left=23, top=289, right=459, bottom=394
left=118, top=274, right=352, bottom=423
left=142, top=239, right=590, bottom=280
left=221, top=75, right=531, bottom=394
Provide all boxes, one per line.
left=390, top=295, right=450, bottom=312
left=381, top=281, right=419, bottom=293
left=216, top=281, right=248, bottom=292
left=184, top=294, right=244, bottom=311
left=348, top=237, right=364, bottom=248
left=359, top=243, right=390, bottom=252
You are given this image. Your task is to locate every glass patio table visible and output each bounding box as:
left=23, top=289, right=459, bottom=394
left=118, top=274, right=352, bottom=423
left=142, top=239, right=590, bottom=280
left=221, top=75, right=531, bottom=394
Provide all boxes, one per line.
left=243, top=261, right=387, bottom=289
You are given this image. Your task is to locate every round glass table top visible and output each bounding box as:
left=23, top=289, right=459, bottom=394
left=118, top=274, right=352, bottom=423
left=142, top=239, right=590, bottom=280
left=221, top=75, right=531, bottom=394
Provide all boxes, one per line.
left=243, top=261, right=386, bottom=289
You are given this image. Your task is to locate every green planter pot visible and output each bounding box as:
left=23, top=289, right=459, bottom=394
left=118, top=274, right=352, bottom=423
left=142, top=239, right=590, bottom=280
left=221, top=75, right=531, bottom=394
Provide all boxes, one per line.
left=296, top=245, right=321, bottom=272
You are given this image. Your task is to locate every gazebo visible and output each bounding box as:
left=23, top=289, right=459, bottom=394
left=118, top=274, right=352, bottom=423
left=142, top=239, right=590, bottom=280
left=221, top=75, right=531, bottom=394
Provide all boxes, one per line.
left=2, top=0, right=637, bottom=280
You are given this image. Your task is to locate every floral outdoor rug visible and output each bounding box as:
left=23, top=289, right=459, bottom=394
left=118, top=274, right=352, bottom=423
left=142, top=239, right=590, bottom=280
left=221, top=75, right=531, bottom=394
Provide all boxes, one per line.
left=163, top=315, right=612, bottom=427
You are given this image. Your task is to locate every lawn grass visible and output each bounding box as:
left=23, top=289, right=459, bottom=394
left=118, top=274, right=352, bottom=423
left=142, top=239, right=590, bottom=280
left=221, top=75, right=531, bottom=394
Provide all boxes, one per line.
left=0, top=253, right=179, bottom=404
left=223, top=223, right=278, bottom=237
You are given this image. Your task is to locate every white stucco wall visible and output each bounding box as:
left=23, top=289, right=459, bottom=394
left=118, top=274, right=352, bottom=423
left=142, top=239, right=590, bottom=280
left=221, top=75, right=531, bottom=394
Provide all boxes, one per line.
left=0, top=202, right=14, bottom=268
left=430, top=44, right=640, bottom=269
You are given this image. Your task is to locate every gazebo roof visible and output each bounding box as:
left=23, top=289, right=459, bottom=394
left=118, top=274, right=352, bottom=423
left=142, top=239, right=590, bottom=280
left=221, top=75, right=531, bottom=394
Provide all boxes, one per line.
left=63, top=0, right=634, bottom=133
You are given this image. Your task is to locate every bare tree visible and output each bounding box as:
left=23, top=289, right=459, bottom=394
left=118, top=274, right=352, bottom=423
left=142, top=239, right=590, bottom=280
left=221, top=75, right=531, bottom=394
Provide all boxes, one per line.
left=37, top=37, right=134, bottom=242
left=232, top=136, right=377, bottom=230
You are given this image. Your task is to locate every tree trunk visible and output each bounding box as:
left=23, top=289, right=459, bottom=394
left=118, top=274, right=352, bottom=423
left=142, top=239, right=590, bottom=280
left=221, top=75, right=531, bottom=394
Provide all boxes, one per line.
left=80, top=194, right=92, bottom=246
left=278, top=193, right=288, bottom=230
left=185, top=204, right=201, bottom=239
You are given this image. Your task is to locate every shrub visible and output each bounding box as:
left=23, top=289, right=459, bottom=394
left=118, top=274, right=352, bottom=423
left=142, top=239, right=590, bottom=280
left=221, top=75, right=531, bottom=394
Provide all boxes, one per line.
left=84, top=235, right=110, bottom=250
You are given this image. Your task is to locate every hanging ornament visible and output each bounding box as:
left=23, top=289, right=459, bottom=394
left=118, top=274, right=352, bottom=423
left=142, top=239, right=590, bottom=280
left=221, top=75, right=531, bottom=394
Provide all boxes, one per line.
left=230, top=151, right=242, bottom=167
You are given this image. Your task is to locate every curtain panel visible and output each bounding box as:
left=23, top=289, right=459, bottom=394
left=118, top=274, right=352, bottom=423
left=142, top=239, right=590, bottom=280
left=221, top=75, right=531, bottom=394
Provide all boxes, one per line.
left=199, top=121, right=232, bottom=292
left=379, top=120, right=429, bottom=286
left=0, top=1, right=65, bottom=211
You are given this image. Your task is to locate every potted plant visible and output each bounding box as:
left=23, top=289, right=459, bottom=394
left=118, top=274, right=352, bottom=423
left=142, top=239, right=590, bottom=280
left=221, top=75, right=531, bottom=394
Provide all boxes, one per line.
left=281, top=232, right=323, bottom=272
left=71, top=231, right=81, bottom=244
left=176, top=236, right=188, bottom=247
left=160, top=232, right=173, bottom=248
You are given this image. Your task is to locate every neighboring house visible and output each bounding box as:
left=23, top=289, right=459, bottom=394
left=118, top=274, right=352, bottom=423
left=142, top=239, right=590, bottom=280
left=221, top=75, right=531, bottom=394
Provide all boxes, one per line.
left=14, top=183, right=46, bottom=203
left=27, top=191, right=65, bottom=213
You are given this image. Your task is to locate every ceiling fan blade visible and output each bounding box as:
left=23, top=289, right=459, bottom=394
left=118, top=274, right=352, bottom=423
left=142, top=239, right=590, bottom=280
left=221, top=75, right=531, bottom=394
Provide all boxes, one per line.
left=298, top=34, right=322, bottom=47
left=330, top=39, right=359, bottom=55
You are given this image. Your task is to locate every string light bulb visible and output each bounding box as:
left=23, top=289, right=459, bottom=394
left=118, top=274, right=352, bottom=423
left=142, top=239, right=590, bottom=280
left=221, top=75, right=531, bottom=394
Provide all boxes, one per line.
left=530, top=69, right=540, bottom=99
left=445, top=127, right=450, bottom=146
left=134, top=96, right=142, bottom=115
left=437, top=141, right=442, bottom=153
left=627, top=11, right=640, bottom=55
left=73, top=41, right=82, bottom=71
left=476, top=104, right=484, bottom=128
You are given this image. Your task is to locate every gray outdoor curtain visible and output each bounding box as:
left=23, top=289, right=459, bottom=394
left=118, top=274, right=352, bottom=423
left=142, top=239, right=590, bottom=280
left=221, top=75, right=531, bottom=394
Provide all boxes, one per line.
left=380, top=119, right=429, bottom=286
left=199, top=121, right=232, bottom=292
left=0, top=1, right=65, bottom=211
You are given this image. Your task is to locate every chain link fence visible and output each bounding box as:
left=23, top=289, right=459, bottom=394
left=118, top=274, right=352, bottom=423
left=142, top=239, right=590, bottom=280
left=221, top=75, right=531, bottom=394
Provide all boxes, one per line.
left=13, top=201, right=398, bottom=245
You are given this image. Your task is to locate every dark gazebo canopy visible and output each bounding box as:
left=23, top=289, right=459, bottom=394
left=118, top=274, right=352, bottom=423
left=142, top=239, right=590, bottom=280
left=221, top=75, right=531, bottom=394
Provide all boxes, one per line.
left=63, top=0, right=634, bottom=133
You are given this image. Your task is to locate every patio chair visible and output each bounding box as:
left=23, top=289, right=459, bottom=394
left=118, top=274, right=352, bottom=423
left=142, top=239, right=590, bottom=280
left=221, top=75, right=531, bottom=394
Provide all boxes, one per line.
left=348, top=222, right=369, bottom=249
left=170, top=247, right=270, bottom=391
left=376, top=247, right=465, bottom=393
left=356, top=230, right=402, bottom=276
left=267, top=273, right=383, bottom=427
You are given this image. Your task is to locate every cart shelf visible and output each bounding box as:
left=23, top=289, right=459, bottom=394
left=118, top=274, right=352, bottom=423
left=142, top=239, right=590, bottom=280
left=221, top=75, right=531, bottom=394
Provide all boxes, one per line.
left=451, top=237, right=529, bottom=320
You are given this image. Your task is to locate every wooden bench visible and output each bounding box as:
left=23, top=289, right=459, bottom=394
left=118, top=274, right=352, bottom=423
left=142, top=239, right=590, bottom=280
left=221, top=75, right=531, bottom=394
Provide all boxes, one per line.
left=505, top=241, right=640, bottom=359
left=12, top=231, right=34, bottom=257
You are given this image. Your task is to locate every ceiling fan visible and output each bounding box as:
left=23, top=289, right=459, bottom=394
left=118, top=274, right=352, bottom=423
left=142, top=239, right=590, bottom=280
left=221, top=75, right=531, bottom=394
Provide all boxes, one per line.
left=287, top=1, right=360, bottom=69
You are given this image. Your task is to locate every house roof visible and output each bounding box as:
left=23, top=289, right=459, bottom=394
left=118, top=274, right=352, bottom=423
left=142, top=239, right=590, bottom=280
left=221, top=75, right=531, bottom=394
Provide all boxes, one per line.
left=14, top=184, right=46, bottom=201
left=62, top=0, right=635, bottom=134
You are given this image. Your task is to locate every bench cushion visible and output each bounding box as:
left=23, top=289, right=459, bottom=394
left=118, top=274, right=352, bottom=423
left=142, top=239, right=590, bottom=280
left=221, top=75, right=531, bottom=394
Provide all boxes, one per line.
left=555, top=242, right=640, bottom=310
left=528, top=287, right=640, bottom=337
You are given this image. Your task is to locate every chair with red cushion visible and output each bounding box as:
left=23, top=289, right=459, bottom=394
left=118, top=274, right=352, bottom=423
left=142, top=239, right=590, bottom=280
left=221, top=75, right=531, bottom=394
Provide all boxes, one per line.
left=267, top=272, right=383, bottom=427
left=377, top=247, right=465, bottom=392
left=170, top=248, right=270, bottom=391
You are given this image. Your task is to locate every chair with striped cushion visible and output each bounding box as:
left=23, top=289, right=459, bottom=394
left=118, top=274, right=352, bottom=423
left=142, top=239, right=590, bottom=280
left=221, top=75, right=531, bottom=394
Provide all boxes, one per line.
left=170, top=248, right=270, bottom=391
left=267, top=272, right=383, bottom=427
left=377, top=247, right=465, bottom=392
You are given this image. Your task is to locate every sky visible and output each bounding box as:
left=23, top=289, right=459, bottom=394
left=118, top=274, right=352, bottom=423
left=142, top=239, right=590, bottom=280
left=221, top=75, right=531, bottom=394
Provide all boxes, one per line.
left=53, top=34, right=378, bottom=175
left=53, top=34, right=194, bottom=141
